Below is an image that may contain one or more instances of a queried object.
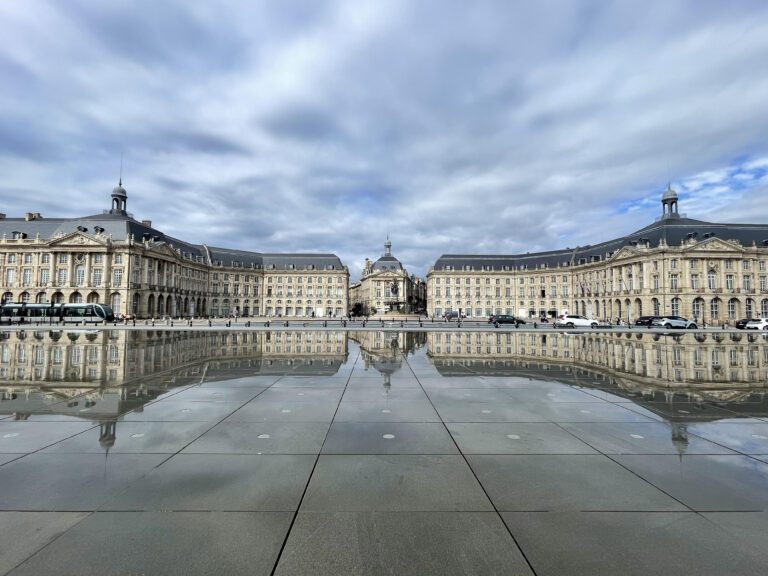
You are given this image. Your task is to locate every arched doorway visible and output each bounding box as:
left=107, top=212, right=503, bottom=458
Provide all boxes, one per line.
left=87, top=291, right=99, bottom=303
left=69, top=291, right=82, bottom=303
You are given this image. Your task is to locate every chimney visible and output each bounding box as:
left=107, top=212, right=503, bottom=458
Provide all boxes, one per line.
left=142, top=220, right=152, bottom=228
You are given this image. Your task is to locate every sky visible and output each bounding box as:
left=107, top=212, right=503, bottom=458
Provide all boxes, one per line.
left=1, top=0, right=768, bottom=281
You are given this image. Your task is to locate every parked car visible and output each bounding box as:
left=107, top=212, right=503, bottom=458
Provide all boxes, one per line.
left=489, top=314, right=526, bottom=327
left=442, top=311, right=465, bottom=321
left=554, top=314, right=598, bottom=328
left=635, top=316, right=661, bottom=327
left=745, top=318, right=768, bottom=330
left=735, top=318, right=752, bottom=330
left=650, top=316, right=698, bottom=329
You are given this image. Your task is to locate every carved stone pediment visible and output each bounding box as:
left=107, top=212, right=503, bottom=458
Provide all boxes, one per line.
left=608, top=247, right=637, bottom=262
left=48, top=232, right=108, bottom=248
left=684, top=237, right=742, bottom=254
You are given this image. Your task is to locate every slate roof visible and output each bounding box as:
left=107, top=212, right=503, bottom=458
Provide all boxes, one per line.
left=372, top=254, right=403, bottom=272
left=0, top=212, right=345, bottom=270
left=433, top=216, right=768, bottom=272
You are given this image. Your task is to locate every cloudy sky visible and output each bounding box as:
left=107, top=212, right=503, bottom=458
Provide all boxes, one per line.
left=2, top=0, right=768, bottom=280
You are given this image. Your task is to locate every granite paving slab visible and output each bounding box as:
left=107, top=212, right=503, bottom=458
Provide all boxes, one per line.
left=467, top=454, right=686, bottom=511
left=6, top=511, right=292, bottom=576
left=322, top=422, right=459, bottom=454
left=0, top=453, right=167, bottom=511
left=103, top=454, right=314, bottom=511
left=302, top=455, right=493, bottom=511
left=275, top=512, right=534, bottom=576
left=501, top=511, right=767, bottom=576
left=0, top=512, right=89, bottom=576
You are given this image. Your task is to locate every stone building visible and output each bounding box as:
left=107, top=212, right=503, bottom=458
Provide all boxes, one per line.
left=428, top=187, right=768, bottom=325
left=348, top=239, right=426, bottom=315
left=0, top=182, right=348, bottom=318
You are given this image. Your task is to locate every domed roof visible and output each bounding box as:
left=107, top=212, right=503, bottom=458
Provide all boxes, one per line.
left=372, top=255, right=403, bottom=272
left=112, top=179, right=127, bottom=198
left=370, top=238, right=404, bottom=272
left=662, top=184, right=678, bottom=201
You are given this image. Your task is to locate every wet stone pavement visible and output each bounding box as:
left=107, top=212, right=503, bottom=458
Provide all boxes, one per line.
left=0, top=329, right=768, bottom=575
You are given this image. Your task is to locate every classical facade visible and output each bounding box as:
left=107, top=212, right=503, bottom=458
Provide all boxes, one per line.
left=428, top=187, right=768, bottom=325
left=0, top=182, right=348, bottom=318
left=348, top=239, right=426, bottom=315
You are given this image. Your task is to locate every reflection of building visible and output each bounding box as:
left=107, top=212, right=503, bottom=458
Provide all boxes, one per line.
left=427, top=331, right=768, bottom=389
left=1, top=330, right=349, bottom=449
left=0, top=329, right=348, bottom=391
left=349, top=239, right=426, bottom=315
left=0, top=183, right=348, bottom=318
left=349, top=330, right=425, bottom=388
left=428, top=187, right=768, bottom=323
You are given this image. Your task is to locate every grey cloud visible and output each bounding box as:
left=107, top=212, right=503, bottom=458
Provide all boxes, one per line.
left=2, top=0, right=768, bottom=278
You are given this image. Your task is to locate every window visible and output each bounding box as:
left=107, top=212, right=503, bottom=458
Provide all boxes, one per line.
left=93, top=269, right=102, bottom=286
left=671, top=297, right=680, bottom=316
left=40, top=269, right=49, bottom=285
left=58, top=254, right=68, bottom=264
left=41, top=254, right=50, bottom=264
left=726, top=275, right=734, bottom=290
left=691, top=274, right=700, bottom=289
left=710, top=299, right=720, bottom=320
left=75, top=267, right=85, bottom=286
left=707, top=271, right=716, bottom=290
left=112, top=269, right=123, bottom=286
left=670, top=274, right=679, bottom=290
left=743, top=275, right=752, bottom=291
left=727, top=299, right=737, bottom=319
left=57, top=269, right=67, bottom=286
left=114, top=254, right=123, bottom=264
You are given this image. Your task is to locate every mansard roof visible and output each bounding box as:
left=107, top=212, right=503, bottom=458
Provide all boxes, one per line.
left=0, top=212, right=346, bottom=270
left=433, top=216, right=768, bottom=272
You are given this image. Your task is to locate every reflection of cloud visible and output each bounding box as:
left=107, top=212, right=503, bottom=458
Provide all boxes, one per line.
left=1, top=1, right=768, bottom=277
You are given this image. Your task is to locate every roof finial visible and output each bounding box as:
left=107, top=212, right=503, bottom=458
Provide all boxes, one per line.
left=119, top=152, right=123, bottom=186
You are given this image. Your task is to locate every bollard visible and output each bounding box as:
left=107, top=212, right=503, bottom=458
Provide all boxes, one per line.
left=419, top=321, right=423, bottom=328
left=208, top=320, right=212, bottom=327
left=171, top=321, right=174, bottom=327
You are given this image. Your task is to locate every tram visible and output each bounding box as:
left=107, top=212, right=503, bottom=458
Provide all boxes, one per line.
left=0, top=302, right=116, bottom=323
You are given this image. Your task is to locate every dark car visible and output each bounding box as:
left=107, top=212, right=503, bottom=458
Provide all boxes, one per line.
left=635, top=316, right=661, bottom=327
left=735, top=318, right=752, bottom=330
left=489, top=314, right=526, bottom=327
left=443, top=311, right=465, bottom=321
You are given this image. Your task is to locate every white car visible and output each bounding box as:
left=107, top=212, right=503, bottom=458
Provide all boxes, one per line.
left=555, top=314, right=598, bottom=328
left=651, top=316, right=698, bottom=329
left=745, top=318, right=768, bottom=330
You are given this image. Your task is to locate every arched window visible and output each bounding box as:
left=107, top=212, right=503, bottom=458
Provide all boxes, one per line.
left=652, top=298, right=660, bottom=316
left=727, top=298, right=738, bottom=320
left=693, top=298, right=704, bottom=320
left=762, top=299, right=768, bottom=317
left=710, top=298, right=720, bottom=320
left=671, top=297, right=680, bottom=316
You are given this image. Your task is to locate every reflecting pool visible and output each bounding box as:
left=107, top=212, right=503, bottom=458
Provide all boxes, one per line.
left=1, top=329, right=768, bottom=575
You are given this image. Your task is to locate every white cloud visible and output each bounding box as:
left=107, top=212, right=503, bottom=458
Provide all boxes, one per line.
left=1, top=0, right=768, bottom=278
